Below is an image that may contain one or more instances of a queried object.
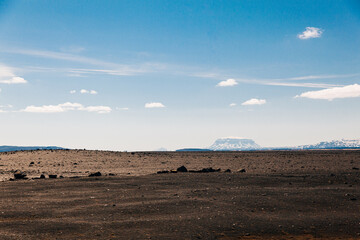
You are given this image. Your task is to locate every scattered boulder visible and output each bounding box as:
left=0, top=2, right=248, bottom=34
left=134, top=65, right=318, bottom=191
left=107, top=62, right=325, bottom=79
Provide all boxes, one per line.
left=200, top=167, right=221, bottom=173
left=89, top=172, right=102, bottom=177
left=224, top=169, right=232, bottom=173
left=177, top=166, right=188, bottom=172
left=49, top=174, right=57, bottom=179
left=109, top=173, right=115, bottom=176
left=238, top=168, right=246, bottom=173
left=157, top=170, right=169, bottom=174
left=189, top=167, right=221, bottom=173
left=40, top=174, right=46, bottom=179
left=170, top=170, right=178, bottom=173
left=352, top=167, right=359, bottom=170
left=14, top=170, right=27, bottom=180
left=30, top=162, right=34, bottom=165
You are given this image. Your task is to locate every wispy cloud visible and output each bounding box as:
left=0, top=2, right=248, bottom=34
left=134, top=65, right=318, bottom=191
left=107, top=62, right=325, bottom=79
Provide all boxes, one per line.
left=298, top=27, right=323, bottom=39
left=232, top=78, right=341, bottom=89
left=2, top=48, right=168, bottom=76
left=217, top=79, right=238, bottom=87
left=0, top=64, right=27, bottom=84
left=229, top=103, right=237, bottom=107
left=70, top=90, right=76, bottom=94
left=145, top=102, right=165, bottom=108
left=242, top=98, right=266, bottom=106
left=21, top=102, right=111, bottom=113
left=195, top=71, right=348, bottom=89
left=295, top=84, right=360, bottom=100
left=260, top=81, right=340, bottom=88
left=286, top=74, right=358, bottom=81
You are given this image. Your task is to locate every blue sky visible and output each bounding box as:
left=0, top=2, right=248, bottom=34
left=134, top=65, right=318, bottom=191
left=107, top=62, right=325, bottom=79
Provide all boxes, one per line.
left=0, top=0, right=359, bottom=150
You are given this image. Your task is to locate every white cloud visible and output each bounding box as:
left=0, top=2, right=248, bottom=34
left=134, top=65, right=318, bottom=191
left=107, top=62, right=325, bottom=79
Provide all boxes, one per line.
left=82, top=106, right=111, bottom=114
left=0, top=104, right=12, bottom=113
left=21, top=102, right=111, bottom=114
left=295, top=84, right=360, bottom=100
left=242, top=98, right=266, bottom=106
left=298, top=27, right=323, bottom=40
left=217, top=79, right=238, bottom=87
left=229, top=103, right=237, bottom=107
left=0, top=64, right=27, bottom=84
left=80, top=89, right=98, bottom=95
left=145, top=102, right=165, bottom=108
left=70, top=90, right=76, bottom=94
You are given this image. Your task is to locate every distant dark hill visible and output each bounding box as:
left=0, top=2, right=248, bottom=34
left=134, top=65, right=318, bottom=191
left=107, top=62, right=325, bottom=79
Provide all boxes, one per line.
left=176, top=148, right=213, bottom=152
left=0, top=146, right=65, bottom=153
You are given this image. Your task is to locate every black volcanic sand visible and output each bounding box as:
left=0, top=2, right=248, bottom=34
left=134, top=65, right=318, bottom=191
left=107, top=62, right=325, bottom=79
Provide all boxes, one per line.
left=1, top=171, right=360, bottom=239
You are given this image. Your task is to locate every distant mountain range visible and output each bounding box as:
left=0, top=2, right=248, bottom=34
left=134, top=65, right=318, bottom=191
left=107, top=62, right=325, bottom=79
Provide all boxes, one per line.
left=176, top=138, right=360, bottom=151
left=0, top=146, right=65, bottom=152
left=296, top=139, right=360, bottom=150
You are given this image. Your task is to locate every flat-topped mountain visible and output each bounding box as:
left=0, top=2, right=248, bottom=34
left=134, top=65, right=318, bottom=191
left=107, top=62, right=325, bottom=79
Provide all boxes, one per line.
left=209, top=137, right=261, bottom=151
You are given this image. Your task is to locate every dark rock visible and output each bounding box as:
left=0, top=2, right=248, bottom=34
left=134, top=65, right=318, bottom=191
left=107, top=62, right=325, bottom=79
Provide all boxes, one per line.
left=170, top=170, right=178, bottom=173
left=350, top=198, right=357, bottom=201
left=157, top=170, right=169, bottom=174
left=89, top=172, right=102, bottom=177
left=352, top=167, right=359, bottom=170
left=189, top=167, right=221, bottom=173
left=30, top=162, right=34, bottom=165
left=109, top=173, right=115, bottom=176
left=40, top=174, right=46, bottom=179
left=200, top=167, right=220, bottom=173
left=224, top=169, right=231, bottom=173
left=59, top=176, right=64, bottom=178
left=177, top=166, right=188, bottom=172
left=14, top=170, right=27, bottom=179
left=238, top=168, right=246, bottom=173
left=49, top=174, right=57, bottom=179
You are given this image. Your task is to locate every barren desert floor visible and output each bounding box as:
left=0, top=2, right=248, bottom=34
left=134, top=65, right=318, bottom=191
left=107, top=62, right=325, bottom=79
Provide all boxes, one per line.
left=0, top=150, right=360, bottom=239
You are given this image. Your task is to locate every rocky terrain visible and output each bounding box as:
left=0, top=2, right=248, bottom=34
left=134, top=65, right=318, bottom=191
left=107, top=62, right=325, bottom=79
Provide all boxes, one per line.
left=0, top=150, right=359, bottom=239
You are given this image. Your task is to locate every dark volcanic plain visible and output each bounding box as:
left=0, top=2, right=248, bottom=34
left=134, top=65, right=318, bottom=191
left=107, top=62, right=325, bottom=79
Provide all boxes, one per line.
left=0, top=150, right=360, bottom=239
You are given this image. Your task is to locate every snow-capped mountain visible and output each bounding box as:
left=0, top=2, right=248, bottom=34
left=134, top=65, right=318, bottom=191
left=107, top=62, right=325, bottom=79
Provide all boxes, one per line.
left=298, top=139, right=360, bottom=149
left=209, top=137, right=261, bottom=151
